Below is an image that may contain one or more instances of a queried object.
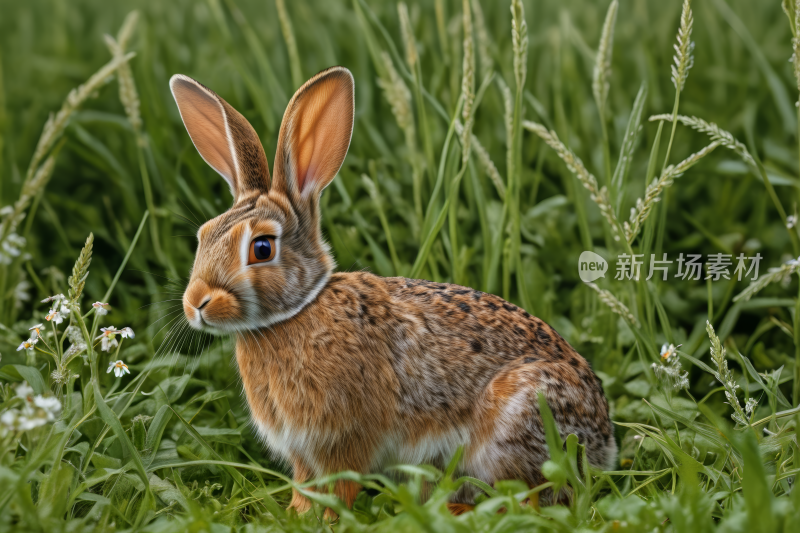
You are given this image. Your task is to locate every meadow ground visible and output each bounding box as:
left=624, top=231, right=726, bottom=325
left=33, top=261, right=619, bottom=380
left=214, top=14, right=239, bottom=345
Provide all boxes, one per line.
left=1, top=0, right=799, bottom=531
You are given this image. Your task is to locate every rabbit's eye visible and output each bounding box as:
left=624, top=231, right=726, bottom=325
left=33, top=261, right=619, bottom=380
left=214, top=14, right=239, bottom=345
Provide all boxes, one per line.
left=248, top=236, right=276, bottom=264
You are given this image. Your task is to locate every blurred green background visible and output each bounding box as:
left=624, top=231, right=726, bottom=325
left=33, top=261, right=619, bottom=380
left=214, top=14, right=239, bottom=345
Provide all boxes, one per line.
left=2, top=0, right=800, bottom=530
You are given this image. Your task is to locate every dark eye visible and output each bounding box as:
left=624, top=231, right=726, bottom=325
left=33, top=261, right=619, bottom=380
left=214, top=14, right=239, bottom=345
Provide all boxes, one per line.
left=248, top=236, right=276, bottom=264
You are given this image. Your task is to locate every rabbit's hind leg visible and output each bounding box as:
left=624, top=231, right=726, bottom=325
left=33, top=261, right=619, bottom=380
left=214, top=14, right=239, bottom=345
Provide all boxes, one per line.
left=466, top=358, right=614, bottom=501
left=465, top=362, right=550, bottom=489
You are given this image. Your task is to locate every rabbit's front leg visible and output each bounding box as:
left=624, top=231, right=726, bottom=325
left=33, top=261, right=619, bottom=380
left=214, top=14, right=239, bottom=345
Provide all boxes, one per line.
left=289, top=459, right=313, bottom=514
left=322, top=479, right=362, bottom=521
left=288, top=457, right=363, bottom=520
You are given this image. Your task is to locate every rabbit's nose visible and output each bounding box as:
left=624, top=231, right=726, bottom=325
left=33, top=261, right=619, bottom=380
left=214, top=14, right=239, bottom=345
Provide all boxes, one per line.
left=184, top=278, right=212, bottom=319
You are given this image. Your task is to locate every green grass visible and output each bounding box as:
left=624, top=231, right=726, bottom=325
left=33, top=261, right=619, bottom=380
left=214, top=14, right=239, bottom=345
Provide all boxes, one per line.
left=1, top=0, right=800, bottom=530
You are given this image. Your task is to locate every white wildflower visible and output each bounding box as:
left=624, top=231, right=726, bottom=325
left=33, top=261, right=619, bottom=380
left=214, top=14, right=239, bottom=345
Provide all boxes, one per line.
left=0, top=234, right=26, bottom=265
left=652, top=343, right=688, bottom=391
left=107, top=360, right=130, bottom=378
left=45, top=307, right=65, bottom=325
left=97, top=326, right=120, bottom=352
left=1, top=383, right=62, bottom=436
left=92, top=301, right=110, bottom=316
left=659, top=343, right=680, bottom=361
left=28, top=323, right=44, bottom=339
left=41, top=293, right=66, bottom=304
left=15, top=382, right=35, bottom=400
left=119, top=327, right=134, bottom=339
left=13, top=278, right=31, bottom=310
left=33, top=395, right=62, bottom=421
left=788, top=214, right=797, bottom=229
left=16, top=338, right=38, bottom=353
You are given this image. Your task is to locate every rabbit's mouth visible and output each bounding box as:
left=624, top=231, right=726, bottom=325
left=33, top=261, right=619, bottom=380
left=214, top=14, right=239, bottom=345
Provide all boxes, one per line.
left=183, top=277, right=244, bottom=334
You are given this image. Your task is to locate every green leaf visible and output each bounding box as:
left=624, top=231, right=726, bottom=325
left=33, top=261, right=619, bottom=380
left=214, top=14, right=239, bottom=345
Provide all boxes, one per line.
left=92, top=380, right=154, bottom=525
left=0, top=364, right=46, bottom=394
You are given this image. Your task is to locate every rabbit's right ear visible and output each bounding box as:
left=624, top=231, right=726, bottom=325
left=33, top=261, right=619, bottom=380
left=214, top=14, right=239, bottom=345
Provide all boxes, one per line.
left=170, top=74, right=270, bottom=200
left=271, top=67, right=354, bottom=203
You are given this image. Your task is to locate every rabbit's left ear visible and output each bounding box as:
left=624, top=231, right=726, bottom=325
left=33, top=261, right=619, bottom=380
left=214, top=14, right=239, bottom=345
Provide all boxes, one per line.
left=170, top=74, right=270, bottom=200
left=272, top=67, right=354, bottom=201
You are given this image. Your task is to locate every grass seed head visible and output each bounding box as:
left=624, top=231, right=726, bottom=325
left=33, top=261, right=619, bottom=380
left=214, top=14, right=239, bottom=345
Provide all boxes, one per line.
left=671, top=0, right=695, bottom=92
left=593, top=0, right=618, bottom=112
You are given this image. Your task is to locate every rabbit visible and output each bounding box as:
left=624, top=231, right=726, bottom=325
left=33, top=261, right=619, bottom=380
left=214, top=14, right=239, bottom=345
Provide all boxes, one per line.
left=171, top=66, right=616, bottom=518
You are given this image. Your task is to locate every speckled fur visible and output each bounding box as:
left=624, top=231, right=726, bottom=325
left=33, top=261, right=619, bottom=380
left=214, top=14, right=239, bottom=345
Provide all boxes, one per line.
left=172, top=66, right=616, bottom=516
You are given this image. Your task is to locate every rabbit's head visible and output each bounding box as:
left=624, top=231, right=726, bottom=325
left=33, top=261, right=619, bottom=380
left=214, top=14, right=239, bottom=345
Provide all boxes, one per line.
left=171, top=67, right=354, bottom=334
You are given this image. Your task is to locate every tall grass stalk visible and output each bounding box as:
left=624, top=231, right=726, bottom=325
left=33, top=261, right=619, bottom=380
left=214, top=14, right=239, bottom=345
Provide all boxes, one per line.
left=275, top=0, right=303, bottom=89
left=105, top=12, right=169, bottom=273
left=593, top=0, right=618, bottom=185
left=660, top=0, right=694, bottom=171
left=509, top=0, right=531, bottom=310
left=449, top=0, right=475, bottom=284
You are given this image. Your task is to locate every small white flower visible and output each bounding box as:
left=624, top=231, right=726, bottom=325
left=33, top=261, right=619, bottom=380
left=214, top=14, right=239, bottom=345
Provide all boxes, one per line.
left=107, top=360, right=130, bottom=378
left=45, top=308, right=65, bottom=325
left=119, top=327, right=135, bottom=339
left=96, top=326, right=120, bottom=352
left=33, top=395, right=62, bottom=421
left=41, top=294, right=65, bottom=304
left=788, top=215, right=797, bottom=229
left=16, top=338, right=38, bottom=352
left=659, top=343, right=681, bottom=361
left=98, top=326, right=119, bottom=337
left=92, top=302, right=110, bottom=316
left=0, top=409, right=17, bottom=427
left=15, top=382, right=35, bottom=400
left=28, top=323, right=44, bottom=338
left=101, top=337, right=118, bottom=352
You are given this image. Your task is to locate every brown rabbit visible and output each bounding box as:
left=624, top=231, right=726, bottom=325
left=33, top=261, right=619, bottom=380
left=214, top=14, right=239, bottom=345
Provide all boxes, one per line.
left=172, top=66, right=616, bottom=517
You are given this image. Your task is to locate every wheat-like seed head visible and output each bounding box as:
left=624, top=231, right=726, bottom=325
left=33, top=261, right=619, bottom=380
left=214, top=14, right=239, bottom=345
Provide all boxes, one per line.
left=456, top=119, right=504, bottom=199
left=105, top=32, right=142, bottom=137
left=116, top=10, right=139, bottom=51
left=511, top=0, right=528, bottom=90
left=705, top=320, right=752, bottom=426
left=68, top=234, right=94, bottom=304
left=592, top=0, right=618, bottom=113
left=1, top=51, right=133, bottom=248
left=671, top=0, right=695, bottom=92
left=734, top=258, right=800, bottom=302
left=523, top=120, right=623, bottom=240
left=0, top=153, right=58, bottom=242
left=498, top=77, right=514, bottom=178
left=471, top=0, right=493, bottom=78
left=398, top=3, right=418, bottom=72
left=624, top=141, right=720, bottom=243
left=793, top=0, right=800, bottom=96
left=586, top=282, right=638, bottom=327
left=377, top=52, right=414, bottom=146
left=649, top=114, right=755, bottom=167
left=460, top=0, right=475, bottom=167
left=28, top=52, right=135, bottom=188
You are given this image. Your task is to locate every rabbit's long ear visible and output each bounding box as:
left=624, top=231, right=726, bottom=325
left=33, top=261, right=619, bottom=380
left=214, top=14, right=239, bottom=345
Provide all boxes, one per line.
left=170, top=74, right=270, bottom=200
left=272, top=67, right=354, bottom=202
